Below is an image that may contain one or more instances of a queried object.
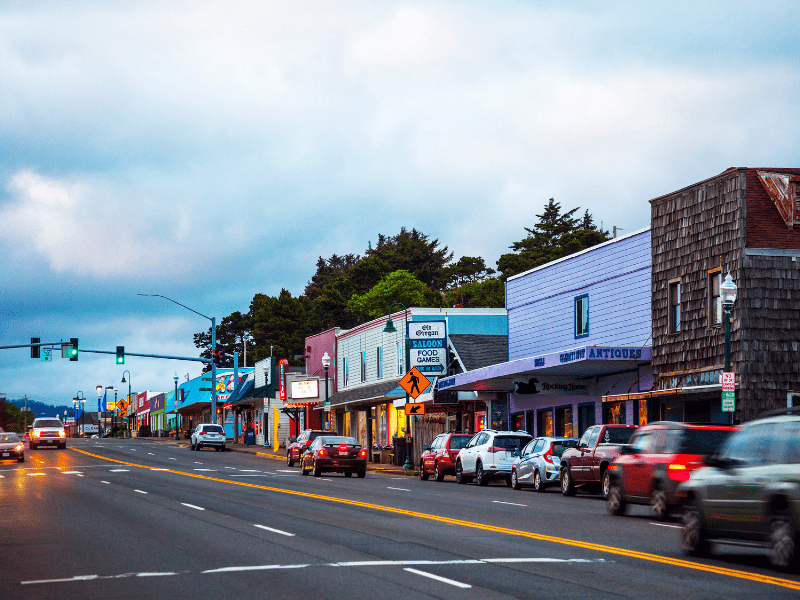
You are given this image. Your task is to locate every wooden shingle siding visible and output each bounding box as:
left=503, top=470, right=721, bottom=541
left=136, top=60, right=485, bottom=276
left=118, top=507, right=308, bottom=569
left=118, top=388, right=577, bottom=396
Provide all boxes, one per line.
left=507, top=229, right=651, bottom=360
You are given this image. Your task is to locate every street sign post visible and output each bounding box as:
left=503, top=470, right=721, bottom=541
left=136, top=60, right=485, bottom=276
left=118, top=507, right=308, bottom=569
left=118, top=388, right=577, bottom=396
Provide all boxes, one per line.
left=399, top=367, right=431, bottom=400
left=407, top=320, right=447, bottom=374
left=722, top=372, right=735, bottom=412
left=404, top=403, right=426, bottom=416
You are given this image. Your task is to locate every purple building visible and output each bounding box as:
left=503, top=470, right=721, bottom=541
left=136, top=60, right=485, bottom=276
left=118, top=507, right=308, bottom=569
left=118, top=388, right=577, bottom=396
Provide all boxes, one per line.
left=438, top=228, right=652, bottom=438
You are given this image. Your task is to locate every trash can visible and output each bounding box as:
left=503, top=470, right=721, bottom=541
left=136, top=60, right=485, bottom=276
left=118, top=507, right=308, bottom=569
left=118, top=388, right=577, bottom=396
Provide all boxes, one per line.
left=244, top=428, right=255, bottom=446
left=392, top=436, right=406, bottom=466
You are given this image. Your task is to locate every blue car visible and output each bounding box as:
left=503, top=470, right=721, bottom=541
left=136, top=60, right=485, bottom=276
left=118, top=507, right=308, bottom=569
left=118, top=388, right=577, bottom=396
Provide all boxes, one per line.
left=511, top=437, right=579, bottom=492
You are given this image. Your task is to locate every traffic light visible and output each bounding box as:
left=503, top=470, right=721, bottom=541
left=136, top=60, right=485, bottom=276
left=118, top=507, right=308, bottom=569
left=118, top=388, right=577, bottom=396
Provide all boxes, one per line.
left=116, top=346, right=125, bottom=364
left=69, top=338, right=78, bottom=361
left=31, top=337, right=40, bottom=359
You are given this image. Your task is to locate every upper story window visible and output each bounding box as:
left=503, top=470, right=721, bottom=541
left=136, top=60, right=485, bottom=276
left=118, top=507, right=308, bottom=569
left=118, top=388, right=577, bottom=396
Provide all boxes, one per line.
left=574, top=294, right=589, bottom=338
left=343, top=357, right=349, bottom=387
left=709, top=270, right=722, bottom=327
left=376, top=347, right=383, bottom=378
left=360, top=351, right=366, bottom=383
left=669, top=281, right=681, bottom=333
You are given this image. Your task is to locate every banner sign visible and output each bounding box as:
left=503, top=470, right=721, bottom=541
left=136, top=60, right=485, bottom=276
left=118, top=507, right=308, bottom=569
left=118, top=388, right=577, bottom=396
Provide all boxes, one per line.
left=290, top=380, right=319, bottom=399
left=407, top=321, right=447, bottom=373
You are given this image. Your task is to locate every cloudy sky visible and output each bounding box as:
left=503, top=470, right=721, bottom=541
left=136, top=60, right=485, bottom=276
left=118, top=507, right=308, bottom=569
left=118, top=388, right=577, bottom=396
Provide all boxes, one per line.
left=1, top=1, right=798, bottom=407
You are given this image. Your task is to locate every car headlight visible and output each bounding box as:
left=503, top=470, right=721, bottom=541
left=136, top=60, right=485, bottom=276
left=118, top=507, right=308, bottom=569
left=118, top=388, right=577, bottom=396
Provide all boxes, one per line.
left=59, top=430, right=66, bottom=437
left=15, top=444, right=23, bottom=452
left=32, top=431, right=40, bottom=438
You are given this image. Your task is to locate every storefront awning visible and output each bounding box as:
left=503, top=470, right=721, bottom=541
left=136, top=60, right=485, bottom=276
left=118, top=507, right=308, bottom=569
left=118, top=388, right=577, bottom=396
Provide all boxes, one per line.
left=602, top=383, right=725, bottom=403
left=438, top=345, right=652, bottom=392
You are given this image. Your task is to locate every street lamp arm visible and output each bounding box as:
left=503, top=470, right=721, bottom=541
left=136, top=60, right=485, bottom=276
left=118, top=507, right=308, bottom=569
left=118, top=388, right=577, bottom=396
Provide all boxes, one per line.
left=137, top=294, right=212, bottom=322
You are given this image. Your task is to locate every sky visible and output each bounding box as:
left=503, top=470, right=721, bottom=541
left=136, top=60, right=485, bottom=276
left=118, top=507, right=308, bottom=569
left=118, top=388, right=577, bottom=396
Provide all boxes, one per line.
left=1, top=1, right=798, bottom=407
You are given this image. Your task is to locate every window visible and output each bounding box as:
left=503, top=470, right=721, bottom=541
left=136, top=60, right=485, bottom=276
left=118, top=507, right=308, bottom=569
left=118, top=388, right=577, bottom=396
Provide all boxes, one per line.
left=396, top=341, right=403, bottom=375
left=574, top=294, right=589, bottom=338
left=669, top=281, right=681, bottom=333
left=343, top=357, right=349, bottom=387
left=360, top=351, right=366, bottom=383
left=709, top=271, right=722, bottom=326
left=377, top=347, right=383, bottom=378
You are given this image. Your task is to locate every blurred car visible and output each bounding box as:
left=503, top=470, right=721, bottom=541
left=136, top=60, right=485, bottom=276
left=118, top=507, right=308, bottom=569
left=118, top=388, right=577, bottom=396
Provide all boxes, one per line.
left=511, top=437, right=579, bottom=492
left=190, top=424, right=226, bottom=451
left=287, top=429, right=332, bottom=467
left=678, top=408, right=800, bottom=570
left=0, top=432, right=24, bottom=462
left=419, top=432, right=472, bottom=481
left=606, top=422, right=737, bottom=520
left=29, top=418, right=67, bottom=450
left=455, top=430, right=533, bottom=486
left=300, top=436, right=368, bottom=477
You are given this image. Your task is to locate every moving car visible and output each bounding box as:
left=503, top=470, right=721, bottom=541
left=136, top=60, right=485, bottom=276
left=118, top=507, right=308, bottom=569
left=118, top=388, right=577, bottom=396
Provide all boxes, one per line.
left=419, top=432, right=472, bottom=481
left=300, top=436, right=368, bottom=477
left=511, top=437, right=578, bottom=492
left=0, top=432, right=24, bottom=462
left=190, top=424, right=226, bottom=451
left=678, top=408, right=800, bottom=570
left=455, top=430, right=533, bottom=486
left=29, top=418, right=67, bottom=450
left=606, top=422, right=737, bottom=520
left=287, top=429, right=332, bottom=467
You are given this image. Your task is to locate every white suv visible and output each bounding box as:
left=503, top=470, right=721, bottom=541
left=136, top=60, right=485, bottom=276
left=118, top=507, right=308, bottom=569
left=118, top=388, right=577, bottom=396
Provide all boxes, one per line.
left=191, top=424, right=226, bottom=451
left=455, top=429, right=532, bottom=486
left=30, top=418, right=67, bottom=450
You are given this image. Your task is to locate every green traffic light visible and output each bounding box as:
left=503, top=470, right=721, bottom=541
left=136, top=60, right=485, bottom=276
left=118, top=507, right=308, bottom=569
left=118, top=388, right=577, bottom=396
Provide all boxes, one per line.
left=116, top=345, right=125, bottom=364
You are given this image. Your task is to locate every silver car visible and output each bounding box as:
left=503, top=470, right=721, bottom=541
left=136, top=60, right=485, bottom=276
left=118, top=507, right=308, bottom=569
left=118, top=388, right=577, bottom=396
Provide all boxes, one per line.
left=30, top=418, right=67, bottom=449
left=191, top=424, right=226, bottom=451
left=511, top=437, right=579, bottom=492
left=455, top=430, right=533, bottom=486
left=0, top=432, right=24, bottom=462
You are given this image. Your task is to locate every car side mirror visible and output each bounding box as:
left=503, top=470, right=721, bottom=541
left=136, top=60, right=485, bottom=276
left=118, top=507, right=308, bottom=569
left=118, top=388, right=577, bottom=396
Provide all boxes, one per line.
left=620, top=444, right=634, bottom=455
left=705, top=454, right=735, bottom=469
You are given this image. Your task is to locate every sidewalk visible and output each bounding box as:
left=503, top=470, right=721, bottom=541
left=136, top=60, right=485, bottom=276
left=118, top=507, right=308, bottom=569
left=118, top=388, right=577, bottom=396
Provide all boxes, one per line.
left=141, top=437, right=412, bottom=475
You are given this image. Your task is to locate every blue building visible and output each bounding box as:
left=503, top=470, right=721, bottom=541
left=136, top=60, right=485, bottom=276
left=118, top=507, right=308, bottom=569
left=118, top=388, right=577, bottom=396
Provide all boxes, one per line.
left=439, top=228, right=652, bottom=438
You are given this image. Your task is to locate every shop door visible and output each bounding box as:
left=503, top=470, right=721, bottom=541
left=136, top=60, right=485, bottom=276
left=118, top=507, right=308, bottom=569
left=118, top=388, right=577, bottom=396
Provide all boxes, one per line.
left=525, top=411, right=535, bottom=436
left=537, top=409, right=553, bottom=437
left=577, top=404, right=595, bottom=437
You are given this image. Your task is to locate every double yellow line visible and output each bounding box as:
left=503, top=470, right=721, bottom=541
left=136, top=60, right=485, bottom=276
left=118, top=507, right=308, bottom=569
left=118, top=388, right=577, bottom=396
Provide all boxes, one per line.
left=70, top=447, right=800, bottom=591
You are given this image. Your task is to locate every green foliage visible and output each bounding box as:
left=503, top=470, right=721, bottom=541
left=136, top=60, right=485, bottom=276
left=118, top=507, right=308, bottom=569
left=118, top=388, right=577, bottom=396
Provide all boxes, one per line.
left=497, top=200, right=610, bottom=279
left=446, top=256, right=496, bottom=287
left=0, top=399, right=35, bottom=433
left=444, top=278, right=505, bottom=308
left=346, top=270, right=429, bottom=319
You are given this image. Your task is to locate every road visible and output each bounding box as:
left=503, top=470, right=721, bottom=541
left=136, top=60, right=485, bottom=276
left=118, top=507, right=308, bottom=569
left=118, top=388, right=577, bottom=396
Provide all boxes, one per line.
left=1, top=438, right=798, bottom=599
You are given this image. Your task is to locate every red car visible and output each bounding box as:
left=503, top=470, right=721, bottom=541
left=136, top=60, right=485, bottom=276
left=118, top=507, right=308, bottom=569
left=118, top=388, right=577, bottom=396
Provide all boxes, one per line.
left=300, top=436, right=368, bottom=477
left=287, top=429, right=331, bottom=467
left=419, top=432, right=472, bottom=481
left=606, top=421, right=738, bottom=520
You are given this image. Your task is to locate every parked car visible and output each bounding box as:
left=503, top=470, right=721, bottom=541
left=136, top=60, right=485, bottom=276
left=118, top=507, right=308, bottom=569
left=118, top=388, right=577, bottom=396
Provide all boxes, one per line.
left=606, top=422, right=737, bottom=520
left=419, top=432, right=472, bottom=481
left=29, top=418, right=67, bottom=450
left=511, top=437, right=579, bottom=492
left=455, top=430, right=533, bottom=486
left=190, top=424, right=226, bottom=451
left=0, top=432, right=24, bottom=462
left=287, top=430, right=331, bottom=466
left=300, top=436, right=368, bottom=477
left=678, top=407, right=800, bottom=570
left=560, top=424, right=637, bottom=498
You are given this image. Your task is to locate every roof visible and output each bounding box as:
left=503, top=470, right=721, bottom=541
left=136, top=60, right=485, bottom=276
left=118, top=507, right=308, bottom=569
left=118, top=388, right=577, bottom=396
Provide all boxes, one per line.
left=449, top=334, right=508, bottom=372
left=327, top=378, right=405, bottom=409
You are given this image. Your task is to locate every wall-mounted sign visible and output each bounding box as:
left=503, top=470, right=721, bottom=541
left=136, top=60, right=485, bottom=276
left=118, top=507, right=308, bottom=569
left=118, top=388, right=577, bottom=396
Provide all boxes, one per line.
left=279, top=359, right=288, bottom=401
left=513, top=377, right=589, bottom=396
left=407, top=320, right=447, bottom=373
left=290, top=379, right=319, bottom=399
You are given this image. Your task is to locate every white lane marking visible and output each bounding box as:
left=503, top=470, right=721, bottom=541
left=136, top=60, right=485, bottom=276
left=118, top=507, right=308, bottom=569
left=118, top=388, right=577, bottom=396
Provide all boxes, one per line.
left=387, top=487, right=410, bottom=492
left=168, top=458, right=177, bottom=460
left=134, top=490, right=147, bottom=494
left=276, top=470, right=295, bottom=473
left=130, top=449, right=136, bottom=451
left=321, top=478, right=332, bottom=481
left=492, top=500, right=527, bottom=507
left=181, top=503, right=205, bottom=511
left=650, top=523, right=682, bottom=529
left=483, top=558, right=608, bottom=563
left=110, top=469, right=129, bottom=472
left=22, top=572, right=178, bottom=585
left=151, top=468, right=169, bottom=471
left=148, top=453, right=154, bottom=455
left=391, top=477, right=406, bottom=480
left=195, top=462, right=203, bottom=464
left=27, top=473, right=46, bottom=477
left=230, top=474, right=265, bottom=477
left=404, top=567, right=472, bottom=589
left=224, top=466, right=236, bottom=469
left=205, top=564, right=308, bottom=573
left=136, top=572, right=178, bottom=577
left=63, top=472, right=84, bottom=477
left=253, top=524, right=295, bottom=537
left=194, top=469, right=217, bottom=472
left=239, top=469, right=261, bottom=472
left=101, top=481, right=110, bottom=484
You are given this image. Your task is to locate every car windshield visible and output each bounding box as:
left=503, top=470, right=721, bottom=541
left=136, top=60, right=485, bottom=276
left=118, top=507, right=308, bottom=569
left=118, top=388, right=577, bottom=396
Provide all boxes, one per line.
left=202, top=426, right=224, bottom=434
left=495, top=435, right=532, bottom=450
left=602, top=428, right=635, bottom=444
left=551, top=439, right=579, bottom=457
left=320, top=436, right=358, bottom=446
left=447, top=436, right=471, bottom=450
left=34, top=419, right=63, bottom=428
left=0, top=433, right=19, bottom=442
left=678, top=428, right=735, bottom=455
left=308, top=432, right=328, bottom=441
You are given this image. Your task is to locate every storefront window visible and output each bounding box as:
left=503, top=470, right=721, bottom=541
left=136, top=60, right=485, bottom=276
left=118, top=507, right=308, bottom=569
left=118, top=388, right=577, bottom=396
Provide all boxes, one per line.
left=475, top=411, right=487, bottom=432
left=604, top=401, right=626, bottom=424
left=537, top=409, right=553, bottom=437
left=555, top=407, right=573, bottom=437
left=511, top=413, right=524, bottom=431
left=638, top=398, right=648, bottom=426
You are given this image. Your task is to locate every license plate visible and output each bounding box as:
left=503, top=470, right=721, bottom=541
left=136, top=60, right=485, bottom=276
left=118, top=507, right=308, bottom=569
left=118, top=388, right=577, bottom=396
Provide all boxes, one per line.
left=1, top=452, right=8, bottom=457
left=338, top=451, right=347, bottom=456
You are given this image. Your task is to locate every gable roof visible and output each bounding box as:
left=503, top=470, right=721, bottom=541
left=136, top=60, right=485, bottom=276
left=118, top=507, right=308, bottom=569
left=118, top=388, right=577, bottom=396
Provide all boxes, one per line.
left=448, top=334, right=508, bottom=372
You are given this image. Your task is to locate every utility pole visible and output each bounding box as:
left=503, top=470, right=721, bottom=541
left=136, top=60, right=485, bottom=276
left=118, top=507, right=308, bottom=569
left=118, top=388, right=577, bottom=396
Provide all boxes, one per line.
left=24, top=395, right=28, bottom=430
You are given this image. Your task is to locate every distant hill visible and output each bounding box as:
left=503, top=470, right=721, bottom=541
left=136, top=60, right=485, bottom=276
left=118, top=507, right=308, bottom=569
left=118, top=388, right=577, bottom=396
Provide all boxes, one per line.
left=8, top=398, right=75, bottom=418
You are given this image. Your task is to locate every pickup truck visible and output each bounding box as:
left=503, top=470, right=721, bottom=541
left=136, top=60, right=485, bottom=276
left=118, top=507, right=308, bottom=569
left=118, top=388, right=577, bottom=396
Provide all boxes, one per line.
left=559, top=424, right=637, bottom=498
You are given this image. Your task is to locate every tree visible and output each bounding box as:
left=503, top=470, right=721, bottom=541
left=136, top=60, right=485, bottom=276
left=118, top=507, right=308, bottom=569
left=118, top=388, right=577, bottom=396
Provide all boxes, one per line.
left=193, top=311, right=252, bottom=372
left=446, top=256, right=496, bottom=287
left=346, top=270, right=429, bottom=319
left=248, top=289, right=311, bottom=367
left=444, top=279, right=505, bottom=308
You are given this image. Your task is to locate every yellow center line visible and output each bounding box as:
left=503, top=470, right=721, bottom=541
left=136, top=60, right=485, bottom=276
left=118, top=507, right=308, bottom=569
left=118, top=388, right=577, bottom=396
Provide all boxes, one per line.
left=70, top=447, right=800, bottom=591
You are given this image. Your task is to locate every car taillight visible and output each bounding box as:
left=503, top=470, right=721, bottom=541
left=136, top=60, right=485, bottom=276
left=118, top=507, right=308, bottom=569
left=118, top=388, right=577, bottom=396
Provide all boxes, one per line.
left=487, top=446, right=505, bottom=453
left=339, top=445, right=348, bottom=452
left=667, top=459, right=703, bottom=481
left=542, top=447, right=554, bottom=463
left=358, top=448, right=368, bottom=458
left=317, top=448, right=327, bottom=457
left=305, top=440, right=312, bottom=446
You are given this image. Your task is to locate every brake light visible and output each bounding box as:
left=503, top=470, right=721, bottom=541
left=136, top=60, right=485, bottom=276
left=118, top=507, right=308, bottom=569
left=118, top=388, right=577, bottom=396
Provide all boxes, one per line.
left=487, top=446, right=505, bottom=453
left=358, top=448, right=368, bottom=458
left=305, top=440, right=312, bottom=446
left=667, top=459, right=703, bottom=481
left=339, top=445, right=348, bottom=453
left=542, top=447, right=554, bottom=463
left=317, top=448, right=327, bottom=457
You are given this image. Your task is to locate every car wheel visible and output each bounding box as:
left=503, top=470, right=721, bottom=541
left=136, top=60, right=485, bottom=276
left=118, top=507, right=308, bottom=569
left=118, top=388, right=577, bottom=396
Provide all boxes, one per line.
left=476, top=462, right=489, bottom=486
left=601, top=470, right=612, bottom=500
left=197, top=443, right=203, bottom=451
left=511, top=469, right=521, bottom=490
left=607, top=481, right=627, bottom=516
left=533, top=470, right=545, bottom=492
left=221, top=445, right=225, bottom=452
left=18, top=455, right=24, bottom=463
left=650, top=487, right=669, bottom=521
left=60, top=443, right=67, bottom=450
left=419, top=461, right=429, bottom=481
left=287, top=452, right=295, bottom=467
left=357, top=469, right=366, bottom=478
left=561, top=467, right=576, bottom=496
left=769, top=511, right=798, bottom=571
left=313, top=460, right=322, bottom=477
left=434, top=462, right=445, bottom=482
left=344, top=472, right=352, bottom=477
left=301, top=461, right=309, bottom=476
left=455, top=461, right=467, bottom=484
left=681, top=499, right=711, bottom=557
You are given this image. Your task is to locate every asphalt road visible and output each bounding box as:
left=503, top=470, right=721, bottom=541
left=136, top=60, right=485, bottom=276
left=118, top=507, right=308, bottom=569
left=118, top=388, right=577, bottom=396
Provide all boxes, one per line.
left=1, top=439, right=798, bottom=600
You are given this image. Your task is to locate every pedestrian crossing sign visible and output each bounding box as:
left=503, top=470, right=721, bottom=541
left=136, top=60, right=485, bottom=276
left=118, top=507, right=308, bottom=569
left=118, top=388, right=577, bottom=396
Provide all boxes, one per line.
left=399, top=367, right=431, bottom=400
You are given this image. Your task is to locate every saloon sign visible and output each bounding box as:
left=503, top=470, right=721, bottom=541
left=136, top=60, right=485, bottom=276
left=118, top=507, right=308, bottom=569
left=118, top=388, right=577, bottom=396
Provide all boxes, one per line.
left=407, top=321, right=447, bottom=374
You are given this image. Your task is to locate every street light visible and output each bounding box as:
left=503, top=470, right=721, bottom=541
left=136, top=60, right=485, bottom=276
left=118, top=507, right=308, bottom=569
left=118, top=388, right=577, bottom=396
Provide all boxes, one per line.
left=138, top=294, right=218, bottom=424
left=384, top=302, right=413, bottom=471
left=96, top=385, right=103, bottom=436
left=322, top=351, right=331, bottom=430
left=121, top=370, right=132, bottom=438
left=174, top=372, right=180, bottom=440
left=721, top=273, right=738, bottom=424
